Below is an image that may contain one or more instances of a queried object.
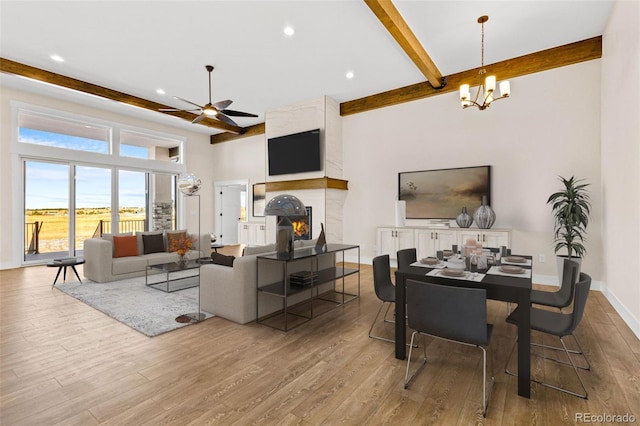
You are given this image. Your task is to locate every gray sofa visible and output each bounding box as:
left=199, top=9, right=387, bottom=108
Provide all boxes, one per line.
left=83, top=231, right=207, bottom=283
left=200, top=239, right=335, bottom=324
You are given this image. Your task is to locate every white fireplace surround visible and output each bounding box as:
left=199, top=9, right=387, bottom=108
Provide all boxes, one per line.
left=264, top=96, right=346, bottom=245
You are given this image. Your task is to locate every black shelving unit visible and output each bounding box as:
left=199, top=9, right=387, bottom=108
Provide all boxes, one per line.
left=256, top=244, right=360, bottom=331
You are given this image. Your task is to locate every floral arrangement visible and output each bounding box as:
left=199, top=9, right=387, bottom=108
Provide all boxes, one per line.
left=169, top=234, right=195, bottom=256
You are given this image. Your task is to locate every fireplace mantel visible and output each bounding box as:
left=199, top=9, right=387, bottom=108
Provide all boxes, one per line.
left=265, top=177, right=348, bottom=192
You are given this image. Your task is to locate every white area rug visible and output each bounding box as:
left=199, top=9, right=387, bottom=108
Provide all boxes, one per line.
left=54, top=271, right=213, bottom=337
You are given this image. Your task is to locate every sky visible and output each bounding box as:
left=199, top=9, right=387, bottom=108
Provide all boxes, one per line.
left=22, top=129, right=148, bottom=209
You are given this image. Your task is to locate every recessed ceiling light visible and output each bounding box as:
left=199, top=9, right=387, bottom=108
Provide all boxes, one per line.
left=346, top=71, right=355, bottom=79
left=156, top=88, right=166, bottom=95
left=283, top=26, right=295, bottom=37
left=50, top=54, right=64, bottom=63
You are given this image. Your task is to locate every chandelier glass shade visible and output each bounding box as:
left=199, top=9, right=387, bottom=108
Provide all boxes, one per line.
left=460, top=16, right=510, bottom=110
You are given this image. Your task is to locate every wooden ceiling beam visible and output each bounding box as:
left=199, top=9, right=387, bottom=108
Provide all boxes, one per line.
left=0, top=57, right=244, bottom=134
left=210, top=122, right=265, bottom=144
left=341, top=36, right=602, bottom=116
left=364, top=0, right=444, bottom=88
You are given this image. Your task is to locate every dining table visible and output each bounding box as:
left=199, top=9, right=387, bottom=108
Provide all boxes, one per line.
left=395, top=255, right=533, bottom=398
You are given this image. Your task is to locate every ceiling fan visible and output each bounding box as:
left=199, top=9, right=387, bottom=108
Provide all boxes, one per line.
left=160, top=65, right=257, bottom=126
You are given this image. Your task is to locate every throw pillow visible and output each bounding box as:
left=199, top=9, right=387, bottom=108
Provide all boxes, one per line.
left=211, top=252, right=235, bottom=267
left=142, top=233, right=165, bottom=254
left=166, top=231, right=187, bottom=252
left=113, top=235, right=139, bottom=258
left=102, top=232, right=133, bottom=256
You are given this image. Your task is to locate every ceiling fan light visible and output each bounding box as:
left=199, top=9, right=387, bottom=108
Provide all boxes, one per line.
left=203, top=107, right=218, bottom=117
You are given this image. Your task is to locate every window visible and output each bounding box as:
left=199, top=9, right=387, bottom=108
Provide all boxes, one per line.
left=120, top=129, right=179, bottom=162
left=16, top=105, right=185, bottom=263
left=18, top=111, right=110, bottom=154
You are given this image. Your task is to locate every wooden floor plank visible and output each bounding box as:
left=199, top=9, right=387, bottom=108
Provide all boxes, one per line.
left=1, top=262, right=639, bottom=425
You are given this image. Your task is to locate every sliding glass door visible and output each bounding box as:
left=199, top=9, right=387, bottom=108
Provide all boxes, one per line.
left=24, top=161, right=70, bottom=260
left=75, top=166, right=112, bottom=251
left=118, top=170, right=147, bottom=234
left=23, top=160, right=177, bottom=263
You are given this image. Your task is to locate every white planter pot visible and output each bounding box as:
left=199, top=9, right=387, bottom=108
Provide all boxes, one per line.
left=556, top=255, right=582, bottom=286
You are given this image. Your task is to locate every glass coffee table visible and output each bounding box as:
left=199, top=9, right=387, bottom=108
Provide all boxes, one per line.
left=146, top=260, right=202, bottom=293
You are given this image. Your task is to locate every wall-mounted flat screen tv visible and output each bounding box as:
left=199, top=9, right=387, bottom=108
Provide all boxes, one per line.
left=398, top=166, right=491, bottom=219
left=268, top=129, right=322, bottom=176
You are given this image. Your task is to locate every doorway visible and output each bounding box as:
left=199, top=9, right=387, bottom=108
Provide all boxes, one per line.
left=214, top=180, right=248, bottom=245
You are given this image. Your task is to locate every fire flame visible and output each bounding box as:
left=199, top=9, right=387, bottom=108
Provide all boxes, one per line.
left=292, top=220, right=309, bottom=237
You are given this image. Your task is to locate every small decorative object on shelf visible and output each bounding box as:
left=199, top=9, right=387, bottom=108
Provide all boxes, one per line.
left=456, top=207, right=474, bottom=228
left=473, top=196, right=496, bottom=229
left=315, top=223, right=327, bottom=250
left=178, top=173, right=201, bottom=196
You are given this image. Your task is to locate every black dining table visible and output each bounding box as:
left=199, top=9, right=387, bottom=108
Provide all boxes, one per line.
left=395, top=256, right=533, bottom=398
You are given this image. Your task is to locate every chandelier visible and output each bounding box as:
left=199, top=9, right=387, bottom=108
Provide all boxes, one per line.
left=459, top=15, right=510, bottom=110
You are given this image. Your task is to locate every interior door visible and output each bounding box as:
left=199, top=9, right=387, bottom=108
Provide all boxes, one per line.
left=220, top=185, right=242, bottom=245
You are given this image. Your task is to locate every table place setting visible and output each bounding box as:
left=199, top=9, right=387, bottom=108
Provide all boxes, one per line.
left=426, top=268, right=485, bottom=282
left=501, top=256, right=532, bottom=267
left=487, top=265, right=532, bottom=278
left=410, top=258, right=446, bottom=269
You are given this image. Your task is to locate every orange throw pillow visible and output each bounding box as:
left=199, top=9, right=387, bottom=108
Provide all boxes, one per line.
left=113, top=235, right=139, bottom=258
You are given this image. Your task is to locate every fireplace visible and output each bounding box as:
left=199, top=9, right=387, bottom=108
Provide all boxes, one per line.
left=280, top=206, right=312, bottom=241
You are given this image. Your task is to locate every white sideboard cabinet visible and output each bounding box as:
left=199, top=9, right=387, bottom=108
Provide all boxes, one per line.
left=415, top=228, right=458, bottom=260
left=457, top=229, right=510, bottom=249
left=377, top=226, right=511, bottom=260
left=238, top=222, right=266, bottom=246
left=376, top=227, right=415, bottom=260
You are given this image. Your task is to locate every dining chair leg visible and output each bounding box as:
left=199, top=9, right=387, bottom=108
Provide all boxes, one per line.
left=531, top=334, right=591, bottom=370
left=369, top=301, right=394, bottom=343
left=505, top=335, right=588, bottom=399
left=404, top=332, right=427, bottom=389
left=382, top=303, right=395, bottom=324
left=480, top=345, right=495, bottom=418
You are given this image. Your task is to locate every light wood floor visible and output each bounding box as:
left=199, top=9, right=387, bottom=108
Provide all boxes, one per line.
left=1, top=251, right=639, bottom=425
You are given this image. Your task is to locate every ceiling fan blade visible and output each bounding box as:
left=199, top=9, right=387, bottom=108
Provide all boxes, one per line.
left=159, top=108, right=201, bottom=112
left=174, top=96, right=204, bottom=109
left=214, top=112, right=239, bottom=127
left=222, top=109, right=258, bottom=118
left=212, top=99, right=233, bottom=110
left=192, top=113, right=207, bottom=124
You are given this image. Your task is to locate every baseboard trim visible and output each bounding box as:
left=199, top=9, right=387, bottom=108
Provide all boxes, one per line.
left=600, top=283, right=640, bottom=340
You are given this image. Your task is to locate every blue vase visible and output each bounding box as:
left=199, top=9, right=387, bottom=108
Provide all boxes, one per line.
left=473, top=196, right=496, bottom=229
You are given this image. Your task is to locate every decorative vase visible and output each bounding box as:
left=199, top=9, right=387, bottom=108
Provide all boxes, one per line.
left=177, top=254, right=187, bottom=268
left=456, top=207, right=473, bottom=228
left=473, top=196, right=496, bottom=229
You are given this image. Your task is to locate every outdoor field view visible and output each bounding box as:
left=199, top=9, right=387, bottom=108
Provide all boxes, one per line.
left=24, top=159, right=147, bottom=258
left=25, top=207, right=146, bottom=255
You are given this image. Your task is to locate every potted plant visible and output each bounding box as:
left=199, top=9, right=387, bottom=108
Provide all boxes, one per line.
left=547, top=176, right=591, bottom=282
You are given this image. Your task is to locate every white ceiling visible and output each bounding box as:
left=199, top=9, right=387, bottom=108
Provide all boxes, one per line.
left=0, top=0, right=614, bottom=136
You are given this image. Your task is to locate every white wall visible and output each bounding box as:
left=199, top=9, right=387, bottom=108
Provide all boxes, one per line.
left=342, top=60, right=603, bottom=284
left=601, top=0, right=640, bottom=336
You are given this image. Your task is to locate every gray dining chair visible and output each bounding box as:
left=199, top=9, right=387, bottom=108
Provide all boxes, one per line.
left=369, top=254, right=396, bottom=343
left=396, top=248, right=417, bottom=270
left=505, top=272, right=592, bottom=399
left=404, top=280, right=494, bottom=417
left=530, top=259, right=590, bottom=370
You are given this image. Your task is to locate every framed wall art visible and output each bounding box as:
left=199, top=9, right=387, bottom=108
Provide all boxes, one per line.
left=252, top=183, right=266, bottom=217
left=398, top=166, right=491, bottom=219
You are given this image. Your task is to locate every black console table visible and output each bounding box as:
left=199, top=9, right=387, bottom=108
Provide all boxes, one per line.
left=256, top=244, right=360, bottom=331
